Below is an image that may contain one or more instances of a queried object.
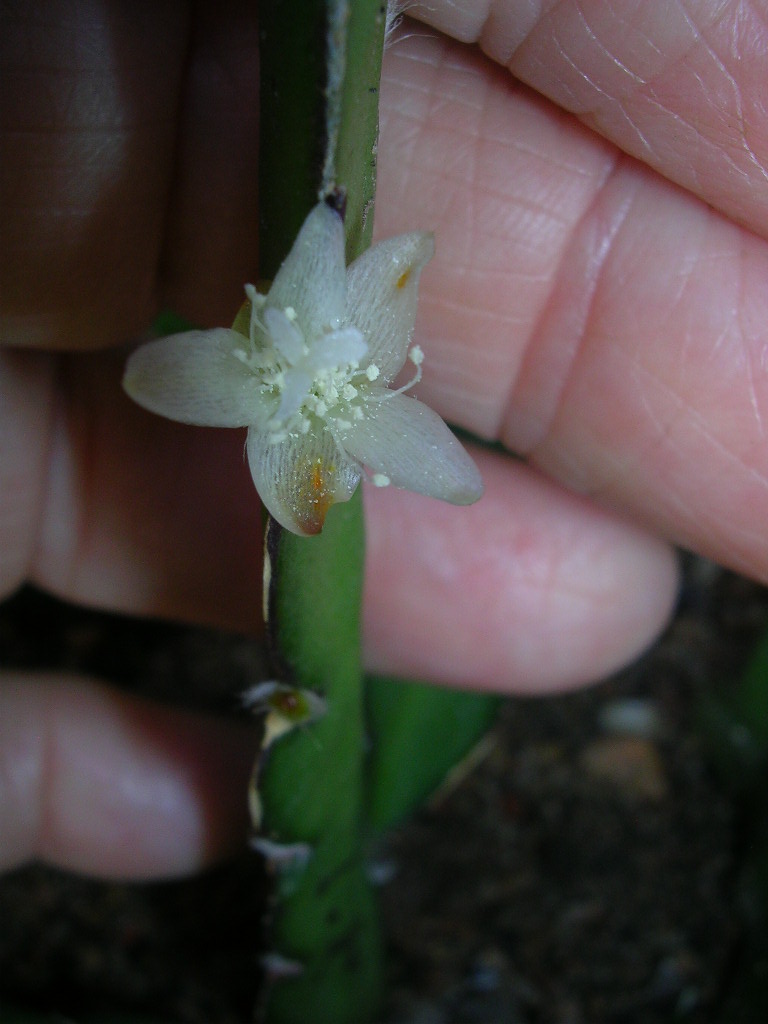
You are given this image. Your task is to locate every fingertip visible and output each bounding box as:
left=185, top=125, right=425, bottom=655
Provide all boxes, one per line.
left=363, top=449, right=679, bottom=694
left=0, top=674, right=258, bottom=880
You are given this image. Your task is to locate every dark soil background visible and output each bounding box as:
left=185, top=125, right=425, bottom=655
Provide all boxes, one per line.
left=1, top=560, right=767, bottom=1023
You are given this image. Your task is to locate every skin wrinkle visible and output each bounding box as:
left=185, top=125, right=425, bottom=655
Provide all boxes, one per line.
left=411, top=0, right=494, bottom=42
left=502, top=152, right=627, bottom=450
left=391, top=31, right=444, bottom=71
left=693, top=35, right=768, bottom=187
left=639, top=96, right=706, bottom=192
left=640, top=368, right=768, bottom=544
left=639, top=50, right=757, bottom=188
left=572, top=271, right=756, bottom=467
left=499, top=129, right=768, bottom=569
left=641, top=4, right=767, bottom=183
left=382, top=31, right=628, bottom=440
left=572, top=319, right=768, bottom=558
left=585, top=11, right=647, bottom=84
left=430, top=288, right=539, bottom=314
left=737, top=260, right=768, bottom=442
left=738, top=3, right=768, bottom=175
left=664, top=224, right=745, bottom=374
left=742, top=342, right=766, bottom=442
left=386, top=47, right=536, bottom=411
left=572, top=0, right=647, bottom=88
left=662, top=243, right=709, bottom=365
left=733, top=260, right=768, bottom=440
left=479, top=0, right=531, bottom=62
left=412, top=0, right=768, bottom=234
left=610, top=0, right=665, bottom=62
left=621, top=352, right=720, bottom=522
left=550, top=0, right=707, bottom=107
left=435, top=52, right=488, bottom=107
left=476, top=127, right=599, bottom=178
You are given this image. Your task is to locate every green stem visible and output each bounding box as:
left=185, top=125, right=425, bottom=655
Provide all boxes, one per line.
left=255, top=3, right=387, bottom=1022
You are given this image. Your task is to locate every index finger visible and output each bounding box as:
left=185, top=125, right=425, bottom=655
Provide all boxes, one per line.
left=411, top=0, right=768, bottom=237
left=0, top=0, right=260, bottom=351
left=375, top=26, right=768, bottom=585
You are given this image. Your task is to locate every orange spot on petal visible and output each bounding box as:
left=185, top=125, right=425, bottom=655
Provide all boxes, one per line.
left=292, top=457, right=336, bottom=534
left=396, top=269, right=411, bottom=289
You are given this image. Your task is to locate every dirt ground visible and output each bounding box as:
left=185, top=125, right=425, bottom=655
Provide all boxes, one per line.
left=0, top=561, right=766, bottom=1023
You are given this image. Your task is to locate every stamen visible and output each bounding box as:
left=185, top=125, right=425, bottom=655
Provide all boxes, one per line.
left=245, top=283, right=266, bottom=345
left=232, top=347, right=262, bottom=371
left=378, top=345, right=424, bottom=399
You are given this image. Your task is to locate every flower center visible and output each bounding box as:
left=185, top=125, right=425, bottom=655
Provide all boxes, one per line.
left=238, top=304, right=371, bottom=443
left=233, top=293, right=424, bottom=446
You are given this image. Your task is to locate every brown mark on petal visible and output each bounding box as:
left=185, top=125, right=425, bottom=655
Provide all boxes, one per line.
left=396, top=268, right=411, bottom=289
left=291, top=456, right=336, bottom=535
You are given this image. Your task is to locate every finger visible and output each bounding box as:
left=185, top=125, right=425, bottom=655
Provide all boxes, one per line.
left=363, top=450, right=679, bottom=694
left=159, top=0, right=261, bottom=328
left=0, top=349, right=55, bottom=595
left=0, top=0, right=261, bottom=351
left=7, top=348, right=264, bottom=629
left=375, top=30, right=768, bottom=584
left=0, top=1, right=188, bottom=350
left=0, top=673, right=257, bottom=879
left=409, top=1, right=768, bottom=236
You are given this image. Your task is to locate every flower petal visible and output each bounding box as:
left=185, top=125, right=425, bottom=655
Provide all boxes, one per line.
left=247, top=424, right=362, bottom=536
left=345, top=232, right=434, bottom=383
left=266, top=203, right=346, bottom=339
left=305, top=327, right=368, bottom=371
left=123, top=329, right=272, bottom=428
left=264, top=307, right=305, bottom=364
left=339, top=393, right=483, bottom=505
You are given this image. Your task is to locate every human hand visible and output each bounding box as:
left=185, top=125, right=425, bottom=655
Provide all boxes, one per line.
left=3, top=0, right=764, bottom=880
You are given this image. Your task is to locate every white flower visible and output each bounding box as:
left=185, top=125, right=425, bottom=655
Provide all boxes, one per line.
left=123, top=202, right=483, bottom=535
